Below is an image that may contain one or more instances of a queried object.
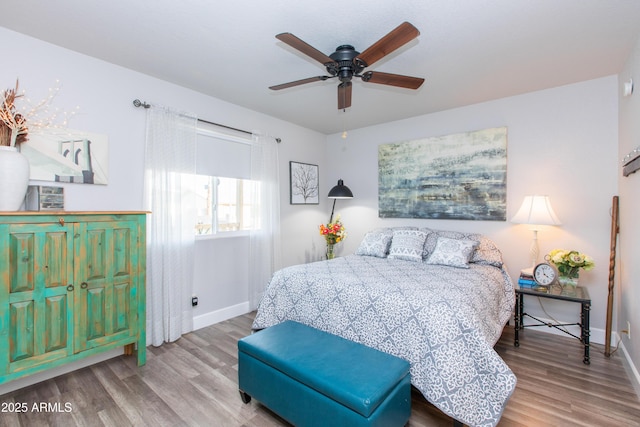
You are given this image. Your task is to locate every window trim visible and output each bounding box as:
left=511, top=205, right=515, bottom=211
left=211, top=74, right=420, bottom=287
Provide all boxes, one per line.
left=195, top=229, right=250, bottom=241
left=197, top=125, right=252, bottom=145
left=195, top=175, right=258, bottom=236
left=194, top=125, right=255, bottom=237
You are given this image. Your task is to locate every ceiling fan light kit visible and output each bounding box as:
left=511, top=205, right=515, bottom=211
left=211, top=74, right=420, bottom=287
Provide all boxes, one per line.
left=270, top=22, right=425, bottom=110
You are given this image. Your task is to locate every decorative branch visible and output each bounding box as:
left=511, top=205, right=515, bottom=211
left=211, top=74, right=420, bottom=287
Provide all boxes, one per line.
left=0, top=80, right=28, bottom=147
left=0, top=79, right=79, bottom=147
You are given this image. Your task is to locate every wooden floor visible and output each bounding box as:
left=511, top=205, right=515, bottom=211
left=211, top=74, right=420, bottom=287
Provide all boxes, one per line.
left=1, top=312, right=639, bottom=426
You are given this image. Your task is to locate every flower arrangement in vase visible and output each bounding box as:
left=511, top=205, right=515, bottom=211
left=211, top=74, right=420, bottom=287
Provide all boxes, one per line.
left=319, top=214, right=347, bottom=259
left=548, top=249, right=595, bottom=287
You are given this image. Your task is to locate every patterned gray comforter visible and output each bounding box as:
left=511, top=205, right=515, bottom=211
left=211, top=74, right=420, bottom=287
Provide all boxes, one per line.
left=252, top=254, right=517, bottom=427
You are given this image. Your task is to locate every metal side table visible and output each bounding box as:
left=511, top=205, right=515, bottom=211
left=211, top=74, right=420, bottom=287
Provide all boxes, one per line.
left=514, top=284, right=591, bottom=364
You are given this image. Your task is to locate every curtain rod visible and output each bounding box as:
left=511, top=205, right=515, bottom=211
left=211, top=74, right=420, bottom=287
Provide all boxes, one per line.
left=132, top=99, right=281, bottom=143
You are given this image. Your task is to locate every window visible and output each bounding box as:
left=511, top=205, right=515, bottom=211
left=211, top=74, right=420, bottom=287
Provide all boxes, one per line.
left=195, top=175, right=260, bottom=235
left=193, top=125, right=259, bottom=236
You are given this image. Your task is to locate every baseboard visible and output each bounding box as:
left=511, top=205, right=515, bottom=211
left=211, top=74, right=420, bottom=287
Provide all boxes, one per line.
left=521, top=316, right=640, bottom=395
left=0, top=348, right=123, bottom=396
left=619, top=341, right=640, bottom=398
left=520, top=316, right=610, bottom=345
left=193, top=301, right=251, bottom=330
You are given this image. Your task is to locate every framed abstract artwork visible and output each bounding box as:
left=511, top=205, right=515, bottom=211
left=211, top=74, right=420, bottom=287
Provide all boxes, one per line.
left=290, top=161, right=319, bottom=204
left=378, top=127, right=507, bottom=221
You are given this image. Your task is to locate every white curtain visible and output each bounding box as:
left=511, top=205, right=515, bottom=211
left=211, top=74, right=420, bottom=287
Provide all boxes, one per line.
left=248, top=133, right=282, bottom=310
left=143, top=105, right=197, bottom=346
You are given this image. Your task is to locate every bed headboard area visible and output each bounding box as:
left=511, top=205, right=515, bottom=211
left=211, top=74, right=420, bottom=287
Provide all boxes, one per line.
left=354, top=226, right=504, bottom=268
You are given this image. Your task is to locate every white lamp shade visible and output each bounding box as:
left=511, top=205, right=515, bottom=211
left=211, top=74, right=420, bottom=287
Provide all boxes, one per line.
left=511, top=195, right=561, bottom=226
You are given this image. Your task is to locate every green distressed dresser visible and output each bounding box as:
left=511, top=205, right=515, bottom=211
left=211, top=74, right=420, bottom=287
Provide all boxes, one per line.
left=0, top=212, right=147, bottom=385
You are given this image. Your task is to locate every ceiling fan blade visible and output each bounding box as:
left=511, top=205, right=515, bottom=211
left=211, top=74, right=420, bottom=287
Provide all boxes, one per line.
left=276, top=33, right=335, bottom=65
left=269, top=76, right=330, bottom=90
left=356, top=22, right=420, bottom=67
left=361, top=71, right=424, bottom=89
left=338, top=82, right=352, bottom=109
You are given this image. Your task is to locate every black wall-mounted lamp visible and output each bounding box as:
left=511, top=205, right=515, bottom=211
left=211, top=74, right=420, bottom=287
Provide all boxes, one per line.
left=328, top=179, right=353, bottom=223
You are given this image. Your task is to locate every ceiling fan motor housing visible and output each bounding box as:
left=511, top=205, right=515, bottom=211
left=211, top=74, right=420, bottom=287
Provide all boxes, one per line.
left=328, top=45, right=364, bottom=82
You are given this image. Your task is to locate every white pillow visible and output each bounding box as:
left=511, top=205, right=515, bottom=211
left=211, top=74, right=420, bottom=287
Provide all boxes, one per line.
left=426, top=237, right=478, bottom=268
left=387, top=229, right=429, bottom=262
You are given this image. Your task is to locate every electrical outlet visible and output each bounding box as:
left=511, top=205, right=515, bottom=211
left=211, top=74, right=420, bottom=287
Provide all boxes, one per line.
left=191, top=296, right=198, bottom=307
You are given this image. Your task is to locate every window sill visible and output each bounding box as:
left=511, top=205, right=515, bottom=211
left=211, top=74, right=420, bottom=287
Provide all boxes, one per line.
left=195, top=230, right=250, bottom=241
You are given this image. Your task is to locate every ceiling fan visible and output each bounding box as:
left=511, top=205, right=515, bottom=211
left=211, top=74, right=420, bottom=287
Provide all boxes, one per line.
left=269, top=22, right=425, bottom=110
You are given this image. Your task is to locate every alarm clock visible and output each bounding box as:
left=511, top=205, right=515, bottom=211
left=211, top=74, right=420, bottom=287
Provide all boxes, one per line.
left=533, top=262, right=559, bottom=287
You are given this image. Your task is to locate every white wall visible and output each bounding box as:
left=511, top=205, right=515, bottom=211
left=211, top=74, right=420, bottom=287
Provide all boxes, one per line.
left=619, top=35, right=640, bottom=388
left=4, top=27, right=620, bottom=340
left=325, top=77, right=619, bottom=344
left=0, top=26, right=328, bottom=338
left=3, top=24, right=637, bottom=392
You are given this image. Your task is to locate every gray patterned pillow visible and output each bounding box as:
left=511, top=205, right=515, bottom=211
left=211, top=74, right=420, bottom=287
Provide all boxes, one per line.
left=355, top=229, right=393, bottom=257
left=387, top=229, right=429, bottom=262
left=470, top=235, right=504, bottom=267
left=426, top=237, right=478, bottom=268
left=421, top=228, right=503, bottom=267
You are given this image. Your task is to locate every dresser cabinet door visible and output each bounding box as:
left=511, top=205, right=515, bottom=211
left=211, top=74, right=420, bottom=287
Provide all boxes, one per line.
left=73, top=220, right=140, bottom=352
left=0, top=223, right=74, bottom=375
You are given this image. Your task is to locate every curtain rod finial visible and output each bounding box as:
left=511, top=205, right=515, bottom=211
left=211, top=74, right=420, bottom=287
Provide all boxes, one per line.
left=133, top=99, right=150, bottom=109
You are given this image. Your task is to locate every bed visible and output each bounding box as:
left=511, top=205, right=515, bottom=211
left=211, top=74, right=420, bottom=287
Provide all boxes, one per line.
left=252, top=227, right=517, bottom=427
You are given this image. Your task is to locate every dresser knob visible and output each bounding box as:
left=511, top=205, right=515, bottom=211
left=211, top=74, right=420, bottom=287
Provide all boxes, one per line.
left=81, top=282, right=88, bottom=289
left=59, top=218, right=65, bottom=226
left=67, top=284, right=74, bottom=291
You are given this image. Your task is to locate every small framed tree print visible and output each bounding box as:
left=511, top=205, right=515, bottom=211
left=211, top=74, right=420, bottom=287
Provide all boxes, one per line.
left=290, top=161, right=319, bottom=204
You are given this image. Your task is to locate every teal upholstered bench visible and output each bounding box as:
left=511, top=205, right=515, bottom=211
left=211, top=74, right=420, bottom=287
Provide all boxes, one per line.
left=238, top=321, right=411, bottom=427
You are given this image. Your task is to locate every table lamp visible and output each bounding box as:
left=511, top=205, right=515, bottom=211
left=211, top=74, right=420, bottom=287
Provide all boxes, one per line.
left=511, top=195, right=561, bottom=274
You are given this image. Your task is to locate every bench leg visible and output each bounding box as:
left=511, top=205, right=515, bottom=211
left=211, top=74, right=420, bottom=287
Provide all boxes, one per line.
left=239, top=390, right=252, bottom=404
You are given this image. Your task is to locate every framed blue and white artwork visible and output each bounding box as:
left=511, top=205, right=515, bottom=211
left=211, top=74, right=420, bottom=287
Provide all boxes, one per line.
left=378, top=127, right=507, bottom=221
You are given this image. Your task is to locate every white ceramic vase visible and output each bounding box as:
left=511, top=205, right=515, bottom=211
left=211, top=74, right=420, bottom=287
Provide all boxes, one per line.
left=0, top=146, right=30, bottom=211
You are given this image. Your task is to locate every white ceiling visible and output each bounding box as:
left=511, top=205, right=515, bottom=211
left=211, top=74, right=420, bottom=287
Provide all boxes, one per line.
left=2, top=0, right=640, bottom=134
